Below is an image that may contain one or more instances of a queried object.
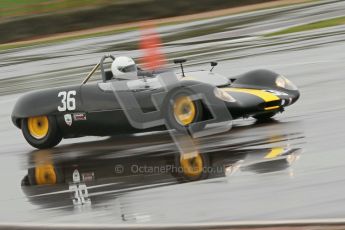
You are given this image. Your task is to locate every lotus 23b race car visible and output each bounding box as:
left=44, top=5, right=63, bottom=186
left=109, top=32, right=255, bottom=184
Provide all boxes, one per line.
left=11, top=55, right=300, bottom=149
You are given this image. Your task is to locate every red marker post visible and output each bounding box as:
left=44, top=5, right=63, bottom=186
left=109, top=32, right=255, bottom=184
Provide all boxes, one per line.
left=139, top=23, right=167, bottom=71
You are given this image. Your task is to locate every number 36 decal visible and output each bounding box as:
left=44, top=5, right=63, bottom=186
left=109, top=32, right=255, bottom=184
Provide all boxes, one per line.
left=57, top=90, right=76, bottom=111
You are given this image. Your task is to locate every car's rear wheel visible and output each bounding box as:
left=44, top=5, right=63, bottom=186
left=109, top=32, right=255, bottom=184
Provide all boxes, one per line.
left=164, top=89, right=203, bottom=132
left=174, top=152, right=209, bottom=181
left=253, top=112, right=277, bottom=121
left=21, top=115, right=62, bottom=149
left=28, top=165, right=64, bottom=185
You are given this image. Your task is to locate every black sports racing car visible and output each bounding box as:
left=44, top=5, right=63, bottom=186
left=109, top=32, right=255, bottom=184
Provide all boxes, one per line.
left=12, top=55, right=300, bottom=149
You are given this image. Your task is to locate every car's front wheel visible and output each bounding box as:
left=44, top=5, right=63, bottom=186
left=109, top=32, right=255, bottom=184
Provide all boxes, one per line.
left=21, top=115, right=62, bottom=149
left=174, top=152, right=209, bottom=182
left=163, top=89, right=203, bottom=132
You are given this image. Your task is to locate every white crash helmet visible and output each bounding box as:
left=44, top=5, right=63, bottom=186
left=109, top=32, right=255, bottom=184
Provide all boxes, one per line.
left=111, top=56, right=138, bottom=80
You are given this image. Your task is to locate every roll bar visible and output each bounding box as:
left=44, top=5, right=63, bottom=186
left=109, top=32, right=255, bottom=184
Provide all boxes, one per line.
left=82, top=54, right=115, bottom=85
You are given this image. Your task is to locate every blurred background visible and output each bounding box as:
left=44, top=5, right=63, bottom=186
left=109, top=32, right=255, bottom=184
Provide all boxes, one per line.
left=0, top=0, right=304, bottom=43
left=2, top=0, right=345, bottom=228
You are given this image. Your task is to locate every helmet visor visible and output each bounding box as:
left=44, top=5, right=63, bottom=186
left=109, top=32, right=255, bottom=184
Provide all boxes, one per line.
left=119, top=64, right=137, bottom=73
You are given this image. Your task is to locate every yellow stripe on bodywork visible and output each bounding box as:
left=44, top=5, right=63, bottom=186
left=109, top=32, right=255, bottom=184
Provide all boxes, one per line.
left=265, top=106, right=280, bottom=111
left=223, top=88, right=279, bottom=102
left=264, top=147, right=284, bottom=159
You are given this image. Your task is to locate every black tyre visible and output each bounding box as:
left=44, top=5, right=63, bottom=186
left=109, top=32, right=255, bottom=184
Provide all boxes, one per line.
left=163, top=88, right=203, bottom=133
left=253, top=112, right=277, bottom=121
left=21, top=115, right=62, bottom=149
left=173, top=152, right=210, bottom=182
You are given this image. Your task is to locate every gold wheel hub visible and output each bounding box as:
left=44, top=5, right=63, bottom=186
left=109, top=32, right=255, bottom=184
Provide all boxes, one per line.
left=180, top=153, right=203, bottom=178
left=173, top=96, right=196, bottom=126
left=28, top=116, right=49, bottom=139
left=35, top=164, right=57, bottom=185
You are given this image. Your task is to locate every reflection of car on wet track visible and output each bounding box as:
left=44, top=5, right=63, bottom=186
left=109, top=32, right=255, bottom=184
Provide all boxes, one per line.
left=21, top=139, right=301, bottom=208
left=11, top=55, right=300, bottom=149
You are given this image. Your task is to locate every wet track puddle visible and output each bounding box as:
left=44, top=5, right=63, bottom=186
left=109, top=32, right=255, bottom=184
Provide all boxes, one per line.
left=21, top=120, right=304, bottom=212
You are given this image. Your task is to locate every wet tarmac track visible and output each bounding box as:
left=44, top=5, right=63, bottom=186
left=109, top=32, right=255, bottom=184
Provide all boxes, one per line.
left=0, top=0, right=345, bottom=226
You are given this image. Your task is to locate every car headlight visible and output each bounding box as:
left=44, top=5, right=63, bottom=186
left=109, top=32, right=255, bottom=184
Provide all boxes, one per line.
left=276, top=75, right=298, bottom=90
left=214, top=88, right=236, bottom=102
left=276, top=76, right=286, bottom=88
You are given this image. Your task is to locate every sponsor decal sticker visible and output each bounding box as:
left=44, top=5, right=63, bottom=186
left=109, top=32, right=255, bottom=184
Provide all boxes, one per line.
left=82, top=172, right=95, bottom=182
left=73, top=113, right=87, bottom=121
left=64, top=114, right=72, bottom=126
